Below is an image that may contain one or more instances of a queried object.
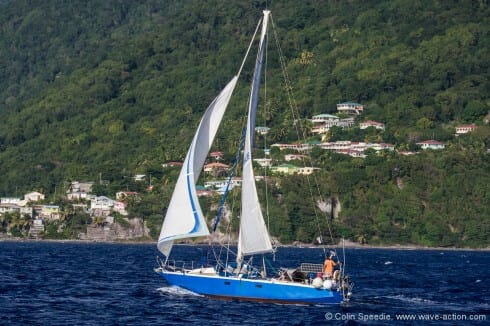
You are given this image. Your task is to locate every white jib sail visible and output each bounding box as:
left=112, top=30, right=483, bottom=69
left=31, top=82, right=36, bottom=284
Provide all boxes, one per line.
left=238, top=10, right=273, bottom=260
left=158, top=76, right=239, bottom=257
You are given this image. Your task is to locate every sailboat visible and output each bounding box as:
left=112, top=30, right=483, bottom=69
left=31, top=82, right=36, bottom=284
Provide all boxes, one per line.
left=155, top=10, right=353, bottom=304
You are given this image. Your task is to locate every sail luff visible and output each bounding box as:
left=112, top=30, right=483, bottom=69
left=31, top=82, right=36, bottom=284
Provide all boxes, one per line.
left=157, top=76, right=239, bottom=257
left=238, top=10, right=273, bottom=261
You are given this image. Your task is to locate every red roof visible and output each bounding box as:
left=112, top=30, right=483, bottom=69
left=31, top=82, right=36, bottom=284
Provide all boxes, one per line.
left=456, top=124, right=477, bottom=129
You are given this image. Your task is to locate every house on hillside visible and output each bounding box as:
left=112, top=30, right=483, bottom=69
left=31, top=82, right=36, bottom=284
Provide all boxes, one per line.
left=253, top=158, right=272, bottom=167
left=311, top=114, right=354, bottom=135
left=162, top=161, right=183, bottom=168
left=0, top=204, right=33, bottom=217
left=297, top=167, right=320, bottom=175
left=90, top=196, right=116, bottom=217
left=134, top=174, right=146, bottom=182
left=209, top=151, right=224, bottom=161
left=0, top=197, right=22, bottom=205
left=311, top=113, right=339, bottom=124
left=285, top=154, right=306, bottom=161
left=337, top=102, right=364, bottom=115
left=204, top=162, right=229, bottom=176
left=271, top=164, right=298, bottom=175
left=360, top=120, right=385, bottom=130
left=416, top=140, right=445, bottom=150
left=455, top=124, right=477, bottom=135
left=116, top=191, right=139, bottom=201
left=67, top=181, right=94, bottom=200
left=38, top=205, right=61, bottom=220
left=270, top=143, right=312, bottom=152
left=24, top=191, right=45, bottom=202
left=255, top=126, right=270, bottom=135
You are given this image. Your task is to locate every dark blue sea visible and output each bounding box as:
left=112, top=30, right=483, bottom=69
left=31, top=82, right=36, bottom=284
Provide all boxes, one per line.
left=0, top=242, right=488, bottom=325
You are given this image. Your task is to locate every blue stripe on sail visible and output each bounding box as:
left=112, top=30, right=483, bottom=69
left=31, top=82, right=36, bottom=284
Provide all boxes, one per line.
left=187, top=147, right=201, bottom=234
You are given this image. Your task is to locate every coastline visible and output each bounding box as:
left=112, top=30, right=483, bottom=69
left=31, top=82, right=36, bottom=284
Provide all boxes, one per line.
left=1, top=236, right=489, bottom=251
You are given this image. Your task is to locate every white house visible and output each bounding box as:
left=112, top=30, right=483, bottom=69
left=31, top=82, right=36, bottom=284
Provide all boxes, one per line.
left=271, top=143, right=312, bottom=152
left=67, top=181, right=93, bottom=200
left=337, top=102, right=364, bottom=115
left=0, top=197, right=22, bottom=205
left=360, top=120, right=385, bottom=130
left=116, top=191, right=139, bottom=201
left=311, top=113, right=339, bottom=124
left=134, top=174, right=146, bottom=182
left=284, top=154, right=306, bottom=161
left=91, top=196, right=115, bottom=210
left=39, top=205, right=61, bottom=220
left=311, top=114, right=354, bottom=134
left=255, top=126, right=270, bottom=135
left=455, top=124, right=477, bottom=135
left=253, top=158, right=272, bottom=167
left=297, top=167, right=320, bottom=175
left=24, top=191, right=45, bottom=202
left=416, top=140, right=445, bottom=150
left=204, top=178, right=242, bottom=191
left=113, top=201, right=128, bottom=216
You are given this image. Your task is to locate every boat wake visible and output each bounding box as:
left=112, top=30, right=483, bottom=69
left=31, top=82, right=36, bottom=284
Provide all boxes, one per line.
left=157, top=286, right=202, bottom=297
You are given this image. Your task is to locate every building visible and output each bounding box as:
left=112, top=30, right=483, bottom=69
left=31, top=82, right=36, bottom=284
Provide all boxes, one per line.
left=255, top=126, right=270, bottom=135
left=271, top=164, right=298, bottom=175
left=24, top=191, right=45, bottom=202
left=209, top=151, right=224, bottom=161
left=297, top=167, right=320, bottom=175
left=253, top=158, right=272, bottom=167
left=270, top=143, right=312, bottom=152
left=66, top=181, right=93, bottom=200
left=0, top=203, right=33, bottom=217
left=455, top=124, right=477, bottom=135
left=284, top=154, right=306, bottom=161
left=162, top=161, right=183, bottom=168
left=360, top=120, right=385, bottom=130
left=311, top=114, right=354, bottom=134
left=116, top=191, right=139, bottom=201
left=134, top=174, right=146, bottom=182
left=311, top=114, right=339, bottom=124
left=39, top=205, right=61, bottom=220
left=337, top=102, right=364, bottom=115
left=204, top=178, right=242, bottom=191
left=204, top=162, right=230, bottom=176
left=416, top=140, right=445, bottom=150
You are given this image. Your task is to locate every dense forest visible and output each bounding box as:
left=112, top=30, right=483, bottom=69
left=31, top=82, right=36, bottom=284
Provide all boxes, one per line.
left=0, top=0, right=488, bottom=247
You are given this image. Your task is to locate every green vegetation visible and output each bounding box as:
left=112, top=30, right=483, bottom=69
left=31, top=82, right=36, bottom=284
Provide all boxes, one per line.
left=0, top=0, right=488, bottom=247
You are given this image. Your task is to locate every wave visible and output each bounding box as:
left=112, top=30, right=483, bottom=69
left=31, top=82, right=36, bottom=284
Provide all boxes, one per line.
left=385, top=294, right=438, bottom=305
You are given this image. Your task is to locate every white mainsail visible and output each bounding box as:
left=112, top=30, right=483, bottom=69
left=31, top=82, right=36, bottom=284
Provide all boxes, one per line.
left=158, top=76, right=239, bottom=257
left=238, top=10, right=273, bottom=261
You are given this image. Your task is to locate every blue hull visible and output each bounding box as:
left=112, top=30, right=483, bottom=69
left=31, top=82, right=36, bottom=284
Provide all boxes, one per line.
left=157, top=271, right=343, bottom=304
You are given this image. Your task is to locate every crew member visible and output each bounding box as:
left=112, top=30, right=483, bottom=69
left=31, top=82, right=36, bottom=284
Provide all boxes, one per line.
left=323, top=255, right=337, bottom=278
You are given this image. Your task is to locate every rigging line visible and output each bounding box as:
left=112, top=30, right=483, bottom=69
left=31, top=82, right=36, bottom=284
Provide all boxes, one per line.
left=270, top=16, right=336, bottom=251
left=237, top=17, right=263, bottom=77
left=212, top=125, right=246, bottom=232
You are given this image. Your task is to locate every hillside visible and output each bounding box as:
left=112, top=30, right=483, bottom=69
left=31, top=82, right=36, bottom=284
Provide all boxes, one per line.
left=0, top=0, right=489, bottom=247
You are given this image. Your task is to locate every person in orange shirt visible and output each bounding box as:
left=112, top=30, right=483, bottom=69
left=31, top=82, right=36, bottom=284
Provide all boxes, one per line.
left=323, top=255, right=337, bottom=278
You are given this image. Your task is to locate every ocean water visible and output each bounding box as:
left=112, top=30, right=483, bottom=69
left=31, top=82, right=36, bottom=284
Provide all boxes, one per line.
left=0, top=241, right=488, bottom=325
